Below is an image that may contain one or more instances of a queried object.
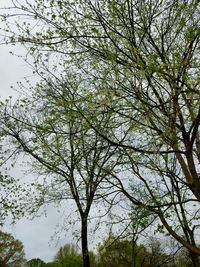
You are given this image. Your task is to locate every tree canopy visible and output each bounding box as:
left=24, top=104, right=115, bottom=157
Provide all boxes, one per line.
left=1, top=0, right=200, bottom=266
left=0, top=230, right=26, bottom=267
left=26, top=258, right=46, bottom=267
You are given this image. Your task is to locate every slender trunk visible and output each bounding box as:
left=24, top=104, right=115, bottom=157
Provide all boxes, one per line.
left=131, top=236, right=137, bottom=267
left=190, top=252, right=200, bottom=267
left=81, top=216, right=90, bottom=267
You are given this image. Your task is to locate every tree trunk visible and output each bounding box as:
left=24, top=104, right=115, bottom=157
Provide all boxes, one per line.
left=81, top=216, right=90, bottom=267
left=190, top=252, right=200, bottom=267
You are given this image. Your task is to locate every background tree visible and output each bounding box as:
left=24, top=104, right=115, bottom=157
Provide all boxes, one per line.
left=26, top=258, right=46, bottom=267
left=176, top=248, right=193, bottom=267
left=53, top=244, right=82, bottom=267
left=97, top=234, right=183, bottom=267
left=97, top=234, right=147, bottom=267
left=145, top=238, right=173, bottom=267
left=0, top=230, right=26, bottom=267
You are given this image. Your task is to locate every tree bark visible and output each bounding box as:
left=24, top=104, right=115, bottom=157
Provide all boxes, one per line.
left=81, top=216, right=90, bottom=267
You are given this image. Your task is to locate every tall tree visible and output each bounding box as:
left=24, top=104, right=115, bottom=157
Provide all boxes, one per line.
left=2, top=0, right=200, bottom=265
left=0, top=75, right=117, bottom=267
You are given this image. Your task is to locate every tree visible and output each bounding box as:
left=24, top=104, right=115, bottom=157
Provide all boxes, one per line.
left=97, top=234, right=147, bottom=267
left=97, top=234, right=186, bottom=267
left=0, top=75, right=118, bottom=267
left=2, top=0, right=200, bottom=265
left=145, top=238, right=173, bottom=267
left=0, top=230, right=26, bottom=267
left=176, top=248, right=193, bottom=267
left=26, top=258, right=46, bottom=267
left=54, top=244, right=82, bottom=267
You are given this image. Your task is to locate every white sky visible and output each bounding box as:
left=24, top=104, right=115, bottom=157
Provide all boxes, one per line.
left=0, top=1, right=76, bottom=262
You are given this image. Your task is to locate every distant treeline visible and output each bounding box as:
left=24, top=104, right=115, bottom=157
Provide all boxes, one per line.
left=26, top=235, right=191, bottom=267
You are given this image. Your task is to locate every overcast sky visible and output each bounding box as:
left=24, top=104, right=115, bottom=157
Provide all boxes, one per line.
left=0, top=1, right=78, bottom=262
